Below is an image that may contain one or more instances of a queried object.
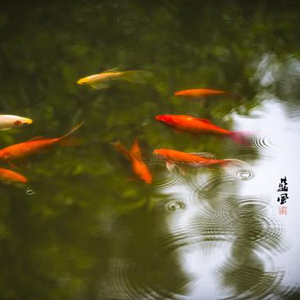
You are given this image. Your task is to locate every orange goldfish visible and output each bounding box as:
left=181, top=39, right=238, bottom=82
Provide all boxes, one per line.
left=155, top=114, right=251, bottom=145
left=174, top=88, right=233, bottom=98
left=0, top=122, right=83, bottom=163
left=113, top=139, right=152, bottom=184
left=0, top=167, right=27, bottom=183
left=153, top=148, right=240, bottom=171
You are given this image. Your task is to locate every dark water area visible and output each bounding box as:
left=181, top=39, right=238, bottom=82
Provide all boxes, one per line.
left=0, top=1, right=300, bottom=299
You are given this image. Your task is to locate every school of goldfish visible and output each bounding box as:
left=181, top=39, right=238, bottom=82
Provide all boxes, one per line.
left=0, top=69, right=252, bottom=186
left=0, top=117, right=83, bottom=185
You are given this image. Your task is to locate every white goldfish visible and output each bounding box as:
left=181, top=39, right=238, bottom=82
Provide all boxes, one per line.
left=0, top=114, right=33, bottom=131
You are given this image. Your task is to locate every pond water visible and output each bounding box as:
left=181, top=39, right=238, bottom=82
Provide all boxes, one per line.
left=0, top=1, right=300, bottom=299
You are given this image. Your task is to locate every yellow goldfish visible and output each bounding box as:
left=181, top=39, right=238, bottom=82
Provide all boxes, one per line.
left=77, top=69, right=152, bottom=89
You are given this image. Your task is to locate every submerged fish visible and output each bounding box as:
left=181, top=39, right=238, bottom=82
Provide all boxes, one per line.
left=153, top=148, right=244, bottom=171
left=0, top=122, right=83, bottom=163
left=77, top=69, right=152, bottom=89
left=0, top=114, right=32, bottom=131
left=174, top=88, right=234, bottom=98
left=113, top=139, right=152, bottom=184
left=155, top=114, right=251, bottom=145
left=0, top=167, right=27, bottom=184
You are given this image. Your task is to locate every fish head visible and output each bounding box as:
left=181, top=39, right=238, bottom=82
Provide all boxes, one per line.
left=77, top=78, right=88, bottom=85
left=155, top=115, right=177, bottom=126
left=13, top=118, right=33, bottom=127
left=174, top=90, right=185, bottom=96
left=77, top=74, right=103, bottom=85
left=14, top=173, right=28, bottom=183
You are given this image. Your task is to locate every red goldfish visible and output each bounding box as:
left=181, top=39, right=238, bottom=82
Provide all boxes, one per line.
left=0, top=167, right=27, bottom=184
left=0, top=122, right=83, bottom=163
left=174, top=88, right=233, bottom=98
left=153, top=148, right=242, bottom=171
left=155, top=114, right=251, bottom=145
left=113, top=139, right=152, bottom=184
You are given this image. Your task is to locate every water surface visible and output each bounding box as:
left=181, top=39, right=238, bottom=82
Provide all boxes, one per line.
left=0, top=1, right=300, bottom=299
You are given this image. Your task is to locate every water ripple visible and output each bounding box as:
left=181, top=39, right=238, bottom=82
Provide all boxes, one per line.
left=219, top=261, right=285, bottom=300
left=253, top=134, right=277, bottom=152
left=235, top=197, right=287, bottom=253
left=155, top=198, right=237, bottom=257
left=165, top=200, right=186, bottom=212
left=100, top=256, right=188, bottom=300
left=189, top=172, right=237, bottom=201
left=26, top=187, right=36, bottom=196
left=100, top=193, right=289, bottom=299
left=152, top=169, right=186, bottom=190
left=214, top=197, right=241, bottom=226
left=235, top=169, right=254, bottom=180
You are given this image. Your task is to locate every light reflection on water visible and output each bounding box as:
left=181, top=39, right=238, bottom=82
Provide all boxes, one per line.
left=134, top=98, right=300, bottom=300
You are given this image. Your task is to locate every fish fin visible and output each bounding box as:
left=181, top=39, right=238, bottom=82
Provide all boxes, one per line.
left=222, top=159, right=251, bottom=168
left=91, top=82, right=110, bottom=90
left=190, top=162, right=204, bottom=167
left=221, top=159, right=253, bottom=178
left=7, top=161, right=19, bottom=169
left=178, top=166, right=187, bottom=176
left=112, top=140, right=134, bottom=161
left=228, top=92, right=241, bottom=100
left=102, top=68, right=120, bottom=73
left=58, top=137, right=80, bottom=147
left=189, top=152, right=215, bottom=159
left=27, top=136, right=46, bottom=142
left=173, top=128, right=183, bottom=134
left=229, top=131, right=253, bottom=145
left=130, top=139, right=142, bottom=160
left=194, top=117, right=212, bottom=124
left=166, top=162, right=175, bottom=171
left=59, top=122, right=84, bottom=142
left=119, top=70, right=153, bottom=84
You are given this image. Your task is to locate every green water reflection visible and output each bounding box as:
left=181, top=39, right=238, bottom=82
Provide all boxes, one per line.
left=1, top=1, right=300, bottom=299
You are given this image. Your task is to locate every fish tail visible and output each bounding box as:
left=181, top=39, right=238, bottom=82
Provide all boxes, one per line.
left=130, top=139, right=142, bottom=160
left=57, top=122, right=84, bottom=146
left=17, top=173, right=28, bottom=183
left=229, top=92, right=241, bottom=100
left=119, top=70, right=153, bottom=84
left=91, top=82, right=111, bottom=90
left=221, top=159, right=251, bottom=168
left=112, top=141, right=134, bottom=161
left=59, top=122, right=84, bottom=141
left=58, top=138, right=81, bottom=147
left=229, top=131, right=253, bottom=145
